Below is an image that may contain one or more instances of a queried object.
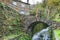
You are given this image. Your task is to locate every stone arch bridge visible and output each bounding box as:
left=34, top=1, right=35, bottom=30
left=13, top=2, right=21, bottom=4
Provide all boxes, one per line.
left=20, top=15, right=60, bottom=33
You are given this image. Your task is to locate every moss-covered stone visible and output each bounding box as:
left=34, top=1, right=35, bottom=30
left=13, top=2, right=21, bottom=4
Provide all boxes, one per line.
left=32, top=23, right=48, bottom=35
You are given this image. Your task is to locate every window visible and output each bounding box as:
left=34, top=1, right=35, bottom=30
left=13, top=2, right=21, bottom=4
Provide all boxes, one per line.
left=12, top=1, right=17, bottom=5
left=21, top=3, right=25, bottom=7
left=20, top=10, right=25, bottom=14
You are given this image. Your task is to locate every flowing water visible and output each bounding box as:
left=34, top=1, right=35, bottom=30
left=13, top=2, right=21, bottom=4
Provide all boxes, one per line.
left=32, top=27, right=59, bottom=40
left=32, top=27, right=50, bottom=40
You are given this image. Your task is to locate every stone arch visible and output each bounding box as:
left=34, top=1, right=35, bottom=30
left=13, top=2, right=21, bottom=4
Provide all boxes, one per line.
left=27, top=21, right=50, bottom=36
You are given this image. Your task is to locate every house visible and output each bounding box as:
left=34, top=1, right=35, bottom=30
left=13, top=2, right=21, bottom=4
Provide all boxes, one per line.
left=0, top=0, right=30, bottom=15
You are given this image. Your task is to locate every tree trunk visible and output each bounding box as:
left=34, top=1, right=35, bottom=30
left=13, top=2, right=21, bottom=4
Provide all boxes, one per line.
left=35, top=8, right=39, bottom=21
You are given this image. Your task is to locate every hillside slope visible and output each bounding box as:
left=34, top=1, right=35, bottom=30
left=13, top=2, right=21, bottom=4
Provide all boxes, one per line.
left=0, top=3, right=31, bottom=40
left=0, top=2, right=21, bottom=37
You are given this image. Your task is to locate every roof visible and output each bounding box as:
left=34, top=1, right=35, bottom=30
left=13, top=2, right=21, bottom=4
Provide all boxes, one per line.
left=17, top=0, right=30, bottom=5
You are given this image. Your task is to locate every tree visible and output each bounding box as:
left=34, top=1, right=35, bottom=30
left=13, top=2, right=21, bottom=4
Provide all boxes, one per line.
left=42, top=0, right=60, bottom=20
left=30, top=0, right=60, bottom=21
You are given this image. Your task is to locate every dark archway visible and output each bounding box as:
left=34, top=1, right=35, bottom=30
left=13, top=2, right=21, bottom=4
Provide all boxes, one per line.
left=27, top=21, right=49, bottom=36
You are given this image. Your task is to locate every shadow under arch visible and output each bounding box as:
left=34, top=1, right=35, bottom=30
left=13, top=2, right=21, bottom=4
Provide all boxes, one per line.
left=27, top=21, right=49, bottom=36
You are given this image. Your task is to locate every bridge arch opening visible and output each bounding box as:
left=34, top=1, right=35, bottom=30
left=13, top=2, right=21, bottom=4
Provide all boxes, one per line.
left=27, top=21, right=49, bottom=36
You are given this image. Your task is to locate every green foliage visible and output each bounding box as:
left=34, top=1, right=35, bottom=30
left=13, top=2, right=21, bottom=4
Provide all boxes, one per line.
left=30, top=0, right=60, bottom=21
left=30, top=3, right=44, bottom=16
left=54, top=30, right=60, bottom=40
left=30, top=10, right=36, bottom=16
left=46, top=0, right=60, bottom=6
left=4, top=32, right=31, bottom=40
left=32, top=23, right=48, bottom=34
left=18, top=33, right=31, bottom=40
left=48, top=28, right=55, bottom=40
left=0, top=2, right=31, bottom=40
left=53, top=13, right=60, bottom=22
left=0, top=2, right=21, bottom=36
left=0, top=2, right=5, bottom=9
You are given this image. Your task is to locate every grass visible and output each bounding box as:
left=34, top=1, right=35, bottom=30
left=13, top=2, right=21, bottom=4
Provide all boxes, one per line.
left=54, top=30, right=60, bottom=40
left=4, top=32, right=31, bottom=40
left=4, top=34, right=19, bottom=40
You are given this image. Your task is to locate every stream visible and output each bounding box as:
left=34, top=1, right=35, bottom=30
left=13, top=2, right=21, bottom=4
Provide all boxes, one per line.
left=32, top=27, right=50, bottom=40
left=32, top=27, right=59, bottom=40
